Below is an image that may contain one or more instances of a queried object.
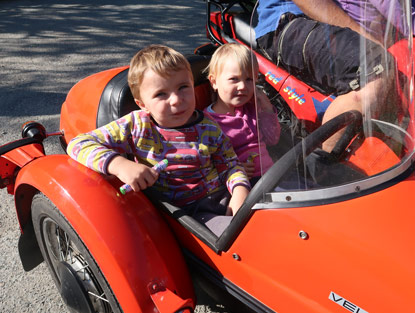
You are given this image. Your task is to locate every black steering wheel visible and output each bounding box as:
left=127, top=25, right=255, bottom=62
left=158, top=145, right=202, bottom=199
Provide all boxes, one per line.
left=261, top=110, right=362, bottom=193
left=235, top=110, right=362, bottom=212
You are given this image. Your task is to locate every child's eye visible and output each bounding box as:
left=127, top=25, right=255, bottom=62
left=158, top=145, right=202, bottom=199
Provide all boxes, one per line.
left=155, top=92, right=166, bottom=98
left=179, top=84, right=189, bottom=91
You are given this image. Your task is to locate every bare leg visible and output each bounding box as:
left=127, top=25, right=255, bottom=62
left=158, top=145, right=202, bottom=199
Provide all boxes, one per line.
left=321, top=78, right=387, bottom=152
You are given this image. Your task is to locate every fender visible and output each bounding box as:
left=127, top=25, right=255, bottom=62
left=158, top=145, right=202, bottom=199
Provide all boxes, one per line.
left=14, top=154, right=195, bottom=313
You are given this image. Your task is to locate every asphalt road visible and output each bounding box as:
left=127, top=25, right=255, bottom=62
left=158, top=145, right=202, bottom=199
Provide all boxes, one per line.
left=0, top=1, right=229, bottom=312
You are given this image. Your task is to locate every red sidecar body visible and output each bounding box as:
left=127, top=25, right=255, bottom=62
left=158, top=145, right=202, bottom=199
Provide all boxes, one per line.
left=1, top=1, right=415, bottom=313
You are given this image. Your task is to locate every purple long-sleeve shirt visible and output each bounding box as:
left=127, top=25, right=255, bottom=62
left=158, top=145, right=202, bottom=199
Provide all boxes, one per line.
left=336, top=0, right=414, bottom=41
left=205, top=100, right=280, bottom=178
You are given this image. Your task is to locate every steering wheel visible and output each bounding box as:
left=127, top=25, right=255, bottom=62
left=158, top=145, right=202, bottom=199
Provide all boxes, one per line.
left=264, top=110, right=362, bottom=192
left=244, top=110, right=363, bottom=205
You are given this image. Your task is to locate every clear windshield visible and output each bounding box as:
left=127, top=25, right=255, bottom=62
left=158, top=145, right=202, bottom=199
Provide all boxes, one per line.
left=250, top=0, right=414, bottom=203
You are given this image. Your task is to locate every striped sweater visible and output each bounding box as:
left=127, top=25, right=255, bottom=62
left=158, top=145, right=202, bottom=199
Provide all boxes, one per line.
left=67, top=110, right=250, bottom=206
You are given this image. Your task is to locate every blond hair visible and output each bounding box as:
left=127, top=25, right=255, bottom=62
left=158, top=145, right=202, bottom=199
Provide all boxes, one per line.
left=128, top=44, right=193, bottom=100
left=206, top=43, right=259, bottom=78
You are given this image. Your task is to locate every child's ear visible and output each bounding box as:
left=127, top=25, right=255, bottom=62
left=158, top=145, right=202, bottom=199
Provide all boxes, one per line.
left=135, top=99, right=148, bottom=112
left=208, top=74, right=217, bottom=92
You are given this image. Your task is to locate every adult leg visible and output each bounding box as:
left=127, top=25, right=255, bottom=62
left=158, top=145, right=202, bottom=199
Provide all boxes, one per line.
left=261, top=17, right=395, bottom=152
left=321, top=77, right=390, bottom=152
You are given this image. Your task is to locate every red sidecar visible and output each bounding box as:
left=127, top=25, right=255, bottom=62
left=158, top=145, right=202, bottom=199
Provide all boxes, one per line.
left=1, top=1, right=415, bottom=313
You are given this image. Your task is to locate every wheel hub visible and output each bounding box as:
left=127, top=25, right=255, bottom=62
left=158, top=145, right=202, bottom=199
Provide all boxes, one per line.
left=58, top=261, right=94, bottom=313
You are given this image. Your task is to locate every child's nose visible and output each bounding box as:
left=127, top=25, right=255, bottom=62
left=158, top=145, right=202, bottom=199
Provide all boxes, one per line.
left=169, top=92, right=180, bottom=105
left=237, top=81, right=247, bottom=90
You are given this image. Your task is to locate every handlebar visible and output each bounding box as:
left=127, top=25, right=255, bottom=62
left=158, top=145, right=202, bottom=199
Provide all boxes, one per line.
left=205, top=0, right=255, bottom=45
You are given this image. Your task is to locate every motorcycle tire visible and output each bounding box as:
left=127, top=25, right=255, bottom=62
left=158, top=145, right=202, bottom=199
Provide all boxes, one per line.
left=31, top=193, right=122, bottom=313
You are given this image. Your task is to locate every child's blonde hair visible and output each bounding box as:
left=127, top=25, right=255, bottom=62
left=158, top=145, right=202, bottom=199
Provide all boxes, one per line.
left=128, top=44, right=193, bottom=100
left=207, top=43, right=259, bottom=78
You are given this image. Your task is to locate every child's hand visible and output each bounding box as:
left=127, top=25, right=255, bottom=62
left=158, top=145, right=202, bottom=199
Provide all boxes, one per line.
left=108, top=156, right=159, bottom=192
left=242, top=161, right=255, bottom=178
left=256, top=88, right=274, bottom=112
